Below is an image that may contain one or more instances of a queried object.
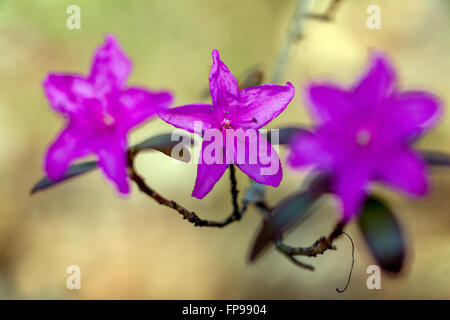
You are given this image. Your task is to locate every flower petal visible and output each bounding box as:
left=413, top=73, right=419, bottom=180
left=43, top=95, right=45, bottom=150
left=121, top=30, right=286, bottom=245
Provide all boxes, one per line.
left=209, top=49, right=240, bottom=110
left=304, top=83, right=351, bottom=124
left=353, top=51, right=397, bottom=105
left=385, top=91, right=442, bottom=142
left=89, top=35, right=132, bottom=92
left=192, top=139, right=228, bottom=199
left=378, top=149, right=428, bottom=196
left=232, top=131, right=282, bottom=187
left=43, top=74, right=97, bottom=116
left=45, top=124, right=96, bottom=180
left=334, top=165, right=370, bottom=222
left=158, top=103, right=218, bottom=134
left=116, top=87, right=173, bottom=130
left=235, top=82, right=295, bottom=129
left=287, top=131, right=332, bottom=169
left=97, top=134, right=130, bottom=194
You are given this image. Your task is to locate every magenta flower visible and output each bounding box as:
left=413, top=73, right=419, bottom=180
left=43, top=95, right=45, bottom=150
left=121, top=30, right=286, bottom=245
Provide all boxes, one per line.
left=287, top=52, right=442, bottom=222
left=159, top=50, right=295, bottom=198
left=43, top=35, right=173, bottom=194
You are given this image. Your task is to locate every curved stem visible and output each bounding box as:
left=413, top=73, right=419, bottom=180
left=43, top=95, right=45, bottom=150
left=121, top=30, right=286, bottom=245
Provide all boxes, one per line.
left=128, top=149, right=247, bottom=227
left=304, top=0, right=343, bottom=21
left=229, top=164, right=241, bottom=220
left=275, top=223, right=344, bottom=270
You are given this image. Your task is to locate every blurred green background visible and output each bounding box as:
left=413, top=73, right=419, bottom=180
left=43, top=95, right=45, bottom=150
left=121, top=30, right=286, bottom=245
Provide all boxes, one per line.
left=0, top=0, right=449, bottom=299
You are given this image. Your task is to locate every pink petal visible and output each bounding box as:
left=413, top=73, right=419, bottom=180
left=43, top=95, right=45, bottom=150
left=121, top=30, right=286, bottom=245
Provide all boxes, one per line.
left=117, top=87, right=173, bottom=130
left=158, top=104, right=219, bottom=134
left=45, top=124, right=96, bottom=180
left=192, top=139, right=228, bottom=199
left=334, top=165, right=370, bottom=222
left=43, top=74, right=96, bottom=116
left=377, top=149, right=428, bottom=196
left=97, top=134, right=130, bottom=194
left=236, top=82, right=295, bottom=129
left=209, top=49, right=240, bottom=111
left=353, top=51, right=397, bottom=105
left=384, top=91, right=442, bottom=142
left=89, top=35, right=132, bottom=92
left=287, top=131, right=332, bottom=169
left=231, top=131, right=282, bottom=187
left=304, top=83, right=351, bottom=124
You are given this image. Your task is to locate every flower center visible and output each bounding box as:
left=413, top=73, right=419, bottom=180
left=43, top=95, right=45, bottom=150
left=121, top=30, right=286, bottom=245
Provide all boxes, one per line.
left=103, top=113, right=115, bottom=126
left=222, top=118, right=232, bottom=129
left=356, top=129, right=371, bottom=147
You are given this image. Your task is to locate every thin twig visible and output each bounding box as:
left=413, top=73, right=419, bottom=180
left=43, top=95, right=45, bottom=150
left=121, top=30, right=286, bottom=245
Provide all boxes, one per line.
left=229, top=164, right=241, bottom=220
left=128, top=149, right=247, bottom=227
left=272, top=0, right=315, bottom=84
left=275, top=223, right=344, bottom=270
left=304, top=0, right=343, bottom=21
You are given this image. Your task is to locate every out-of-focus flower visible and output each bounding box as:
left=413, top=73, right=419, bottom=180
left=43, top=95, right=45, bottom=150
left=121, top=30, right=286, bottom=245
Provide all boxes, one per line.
left=43, top=35, right=173, bottom=194
left=159, top=50, right=295, bottom=198
left=288, top=52, right=442, bottom=222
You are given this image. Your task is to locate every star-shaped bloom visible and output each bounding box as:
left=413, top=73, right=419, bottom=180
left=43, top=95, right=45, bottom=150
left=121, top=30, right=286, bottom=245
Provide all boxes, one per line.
left=43, top=35, right=173, bottom=194
left=287, top=51, right=442, bottom=222
left=159, top=50, right=295, bottom=198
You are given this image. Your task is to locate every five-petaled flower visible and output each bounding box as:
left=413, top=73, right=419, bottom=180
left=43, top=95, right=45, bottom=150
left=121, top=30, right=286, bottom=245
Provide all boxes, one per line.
left=287, top=51, right=442, bottom=222
left=43, top=35, right=173, bottom=194
left=159, top=50, right=295, bottom=199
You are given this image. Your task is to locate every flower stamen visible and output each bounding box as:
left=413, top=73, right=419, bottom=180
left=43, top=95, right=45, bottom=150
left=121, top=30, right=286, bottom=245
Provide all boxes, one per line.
left=222, top=119, right=231, bottom=129
left=103, top=113, right=115, bottom=126
left=356, top=129, right=371, bottom=147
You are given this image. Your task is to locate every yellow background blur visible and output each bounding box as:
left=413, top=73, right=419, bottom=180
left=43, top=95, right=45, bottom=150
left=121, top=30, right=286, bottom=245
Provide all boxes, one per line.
left=0, top=0, right=449, bottom=299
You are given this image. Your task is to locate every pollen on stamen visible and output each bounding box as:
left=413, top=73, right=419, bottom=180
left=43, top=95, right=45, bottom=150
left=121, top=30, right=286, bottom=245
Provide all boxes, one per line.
left=356, top=129, right=371, bottom=146
left=103, top=113, right=115, bottom=126
left=222, top=119, right=231, bottom=129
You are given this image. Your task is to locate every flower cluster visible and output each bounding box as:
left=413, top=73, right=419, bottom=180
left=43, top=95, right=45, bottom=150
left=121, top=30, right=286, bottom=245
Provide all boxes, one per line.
left=41, top=35, right=443, bottom=223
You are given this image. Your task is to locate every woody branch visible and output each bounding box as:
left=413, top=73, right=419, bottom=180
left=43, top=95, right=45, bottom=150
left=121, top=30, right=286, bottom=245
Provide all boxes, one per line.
left=127, top=148, right=246, bottom=227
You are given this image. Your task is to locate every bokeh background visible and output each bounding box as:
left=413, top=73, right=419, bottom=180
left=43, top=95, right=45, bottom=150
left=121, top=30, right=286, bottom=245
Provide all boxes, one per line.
left=0, top=0, right=449, bottom=299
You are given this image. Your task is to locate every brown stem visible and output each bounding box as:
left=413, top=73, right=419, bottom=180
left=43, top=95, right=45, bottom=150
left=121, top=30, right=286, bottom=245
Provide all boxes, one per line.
left=304, top=0, right=343, bottom=21
left=275, top=223, right=345, bottom=270
left=229, top=164, right=241, bottom=220
left=127, top=149, right=246, bottom=227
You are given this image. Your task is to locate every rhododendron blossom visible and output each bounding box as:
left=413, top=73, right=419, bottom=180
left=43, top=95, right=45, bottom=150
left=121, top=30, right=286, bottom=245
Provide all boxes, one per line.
left=43, top=35, right=173, bottom=194
left=159, top=50, right=295, bottom=199
left=287, top=52, right=442, bottom=221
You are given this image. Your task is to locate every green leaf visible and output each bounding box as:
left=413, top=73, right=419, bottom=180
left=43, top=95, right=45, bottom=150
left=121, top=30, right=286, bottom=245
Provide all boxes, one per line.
left=421, top=150, right=450, bottom=167
left=243, top=181, right=266, bottom=204
left=31, top=133, right=193, bottom=195
left=267, top=126, right=310, bottom=145
left=248, top=174, right=330, bottom=262
left=132, top=133, right=192, bottom=162
left=358, top=196, right=405, bottom=273
left=31, top=161, right=98, bottom=194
